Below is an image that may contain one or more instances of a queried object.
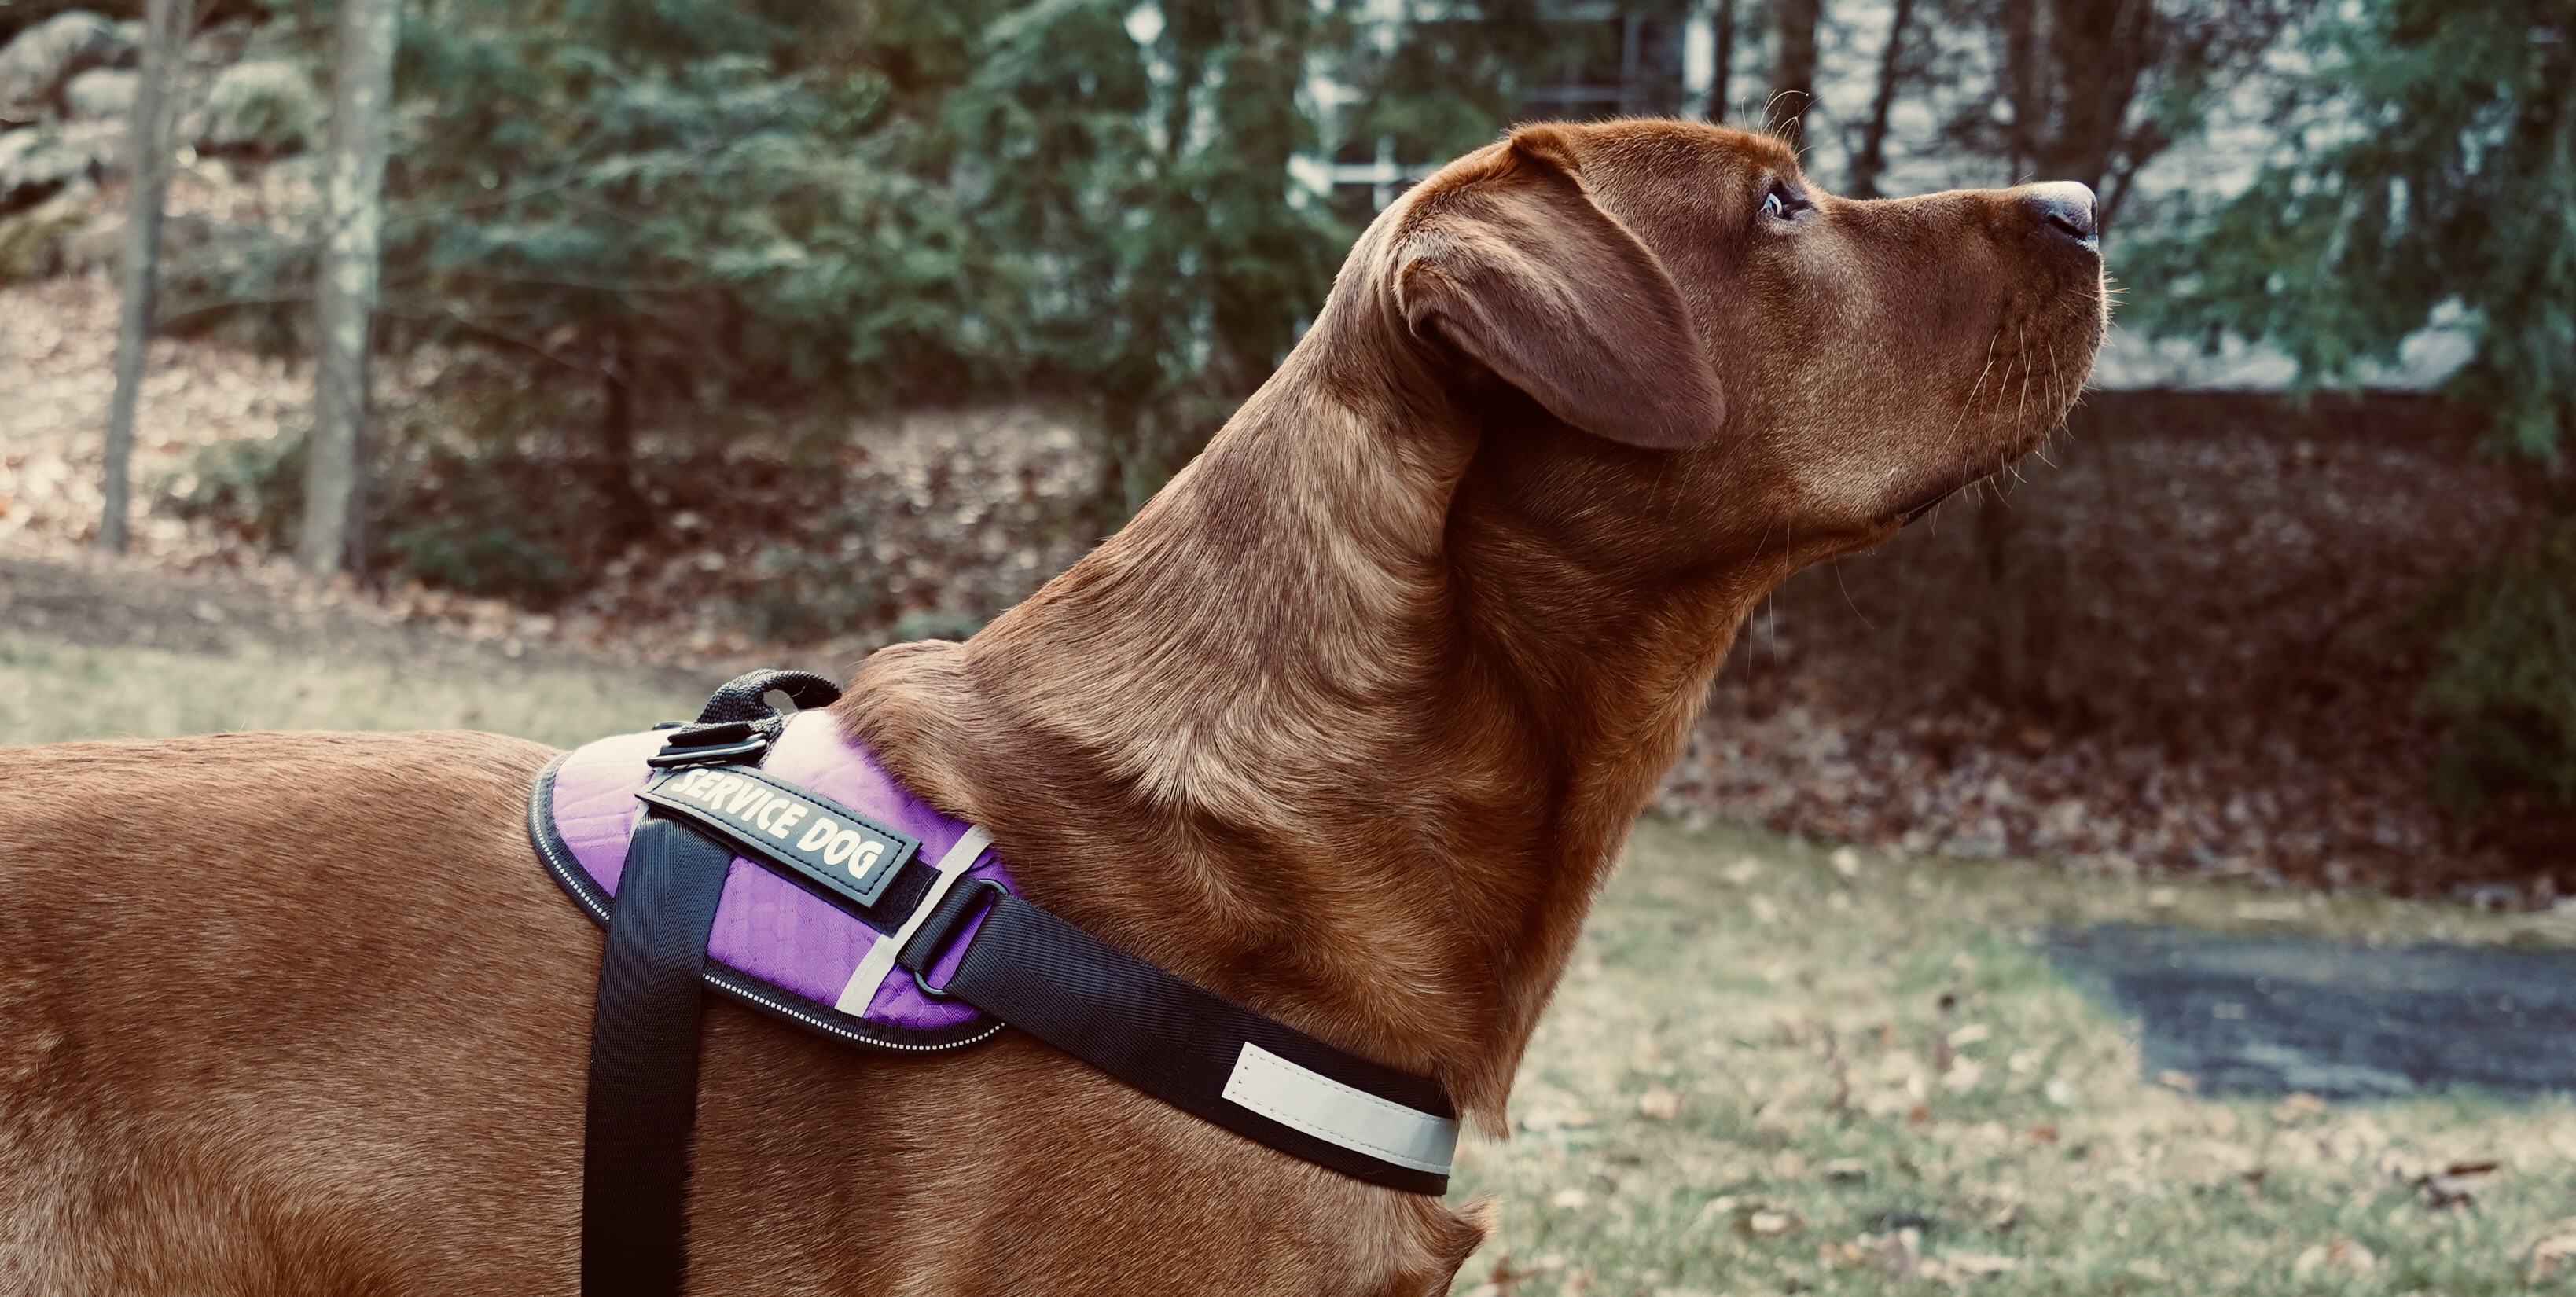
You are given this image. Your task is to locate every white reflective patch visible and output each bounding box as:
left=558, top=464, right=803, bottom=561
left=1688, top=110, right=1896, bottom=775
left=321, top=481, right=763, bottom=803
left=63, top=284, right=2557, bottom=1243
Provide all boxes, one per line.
left=836, top=825, right=994, bottom=1015
left=1220, top=1042, right=1458, bottom=1175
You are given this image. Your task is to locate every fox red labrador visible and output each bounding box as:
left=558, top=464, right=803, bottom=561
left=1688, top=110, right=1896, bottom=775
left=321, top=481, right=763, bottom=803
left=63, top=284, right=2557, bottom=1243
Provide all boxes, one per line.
left=0, top=120, right=2103, bottom=1295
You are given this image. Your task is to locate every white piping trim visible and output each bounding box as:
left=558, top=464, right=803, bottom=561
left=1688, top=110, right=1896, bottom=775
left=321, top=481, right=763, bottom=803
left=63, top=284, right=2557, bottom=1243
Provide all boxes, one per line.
left=1221, top=1042, right=1459, bottom=1175
left=836, top=825, right=993, bottom=1015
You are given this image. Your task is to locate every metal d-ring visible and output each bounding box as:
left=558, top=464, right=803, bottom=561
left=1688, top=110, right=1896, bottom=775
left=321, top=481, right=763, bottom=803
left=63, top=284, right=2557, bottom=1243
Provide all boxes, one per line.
left=906, top=879, right=1008, bottom=999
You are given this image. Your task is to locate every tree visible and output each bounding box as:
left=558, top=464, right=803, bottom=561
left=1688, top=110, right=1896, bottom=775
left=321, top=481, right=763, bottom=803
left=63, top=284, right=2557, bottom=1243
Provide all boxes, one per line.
left=2126, top=0, right=2573, bottom=454
left=376, top=0, right=991, bottom=575
left=1773, top=0, right=1821, bottom=141
left=1945, top=0, right=2302, bottom=226
left=1703, top=0, right=1738, bottom=123
left=943, top=0, right=1347, bottom=513
left=1847, top=0, right=1920, bottom=197
left=299, top=0, right=399, bottom=575
left=2126, top=0, right=2576, bottom=814
left=99, top=0, right=192, bottom=554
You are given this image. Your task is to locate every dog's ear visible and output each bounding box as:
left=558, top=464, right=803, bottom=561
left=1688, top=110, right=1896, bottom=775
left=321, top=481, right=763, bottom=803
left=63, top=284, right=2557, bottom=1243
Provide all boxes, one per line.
left=1393, top=138, right=1727, bottom=450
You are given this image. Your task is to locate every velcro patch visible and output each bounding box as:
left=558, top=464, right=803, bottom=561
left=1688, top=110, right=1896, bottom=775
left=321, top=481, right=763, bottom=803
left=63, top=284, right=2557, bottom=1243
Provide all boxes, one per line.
left=638, top=766, right=921, bottom=910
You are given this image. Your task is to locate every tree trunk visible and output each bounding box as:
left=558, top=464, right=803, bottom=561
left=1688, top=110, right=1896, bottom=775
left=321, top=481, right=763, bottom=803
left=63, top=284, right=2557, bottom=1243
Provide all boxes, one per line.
left=596, top=322, right=652, bottom=544
left=1770, top=0, right=1821, bottom=143
left=1847, top=0, right=1916, bottom=198
left=1707, top=0, right=1736, bottom=122
left=98, top=0, right=193, bottom=555
left=1997, top=0, right=2039, bottom=175
left=298, top=0, right=401, bottom=577
left=1974, top=489, right=2042, bottom=711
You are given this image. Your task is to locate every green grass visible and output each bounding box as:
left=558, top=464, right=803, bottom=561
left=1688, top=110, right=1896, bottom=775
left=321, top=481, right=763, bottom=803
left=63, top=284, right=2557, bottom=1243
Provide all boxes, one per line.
left=0, top=631, right=698, bottom=748
left=1450, top=821, right=2576, bottom=1296
left=9, top=626, right=2574, bottom=1295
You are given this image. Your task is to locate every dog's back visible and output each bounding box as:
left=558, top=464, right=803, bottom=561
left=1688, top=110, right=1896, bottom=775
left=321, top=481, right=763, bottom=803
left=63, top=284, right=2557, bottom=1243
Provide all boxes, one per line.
left=0, top=731, right=577, bottom=1294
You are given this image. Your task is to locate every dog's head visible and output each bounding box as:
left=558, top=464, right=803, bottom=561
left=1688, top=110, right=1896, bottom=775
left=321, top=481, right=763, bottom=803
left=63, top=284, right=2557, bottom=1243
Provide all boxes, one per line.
left=1359, top=119, right=2105, bottom=566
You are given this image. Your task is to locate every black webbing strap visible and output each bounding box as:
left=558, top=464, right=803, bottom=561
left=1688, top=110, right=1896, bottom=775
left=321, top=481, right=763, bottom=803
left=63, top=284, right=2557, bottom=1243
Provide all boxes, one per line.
left=581, top=814, right=737, bottom=1297
left=896, top=884, right=1457, bottom=1195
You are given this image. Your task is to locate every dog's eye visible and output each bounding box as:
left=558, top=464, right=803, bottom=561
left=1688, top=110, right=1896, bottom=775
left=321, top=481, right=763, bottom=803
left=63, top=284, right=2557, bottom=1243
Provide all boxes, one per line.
left=1760, top=183, right=1810, bottom=222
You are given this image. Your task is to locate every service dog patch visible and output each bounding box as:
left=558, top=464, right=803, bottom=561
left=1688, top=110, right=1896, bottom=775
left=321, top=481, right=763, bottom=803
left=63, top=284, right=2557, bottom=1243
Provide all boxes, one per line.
left=638, top=765, right=920, bottom=909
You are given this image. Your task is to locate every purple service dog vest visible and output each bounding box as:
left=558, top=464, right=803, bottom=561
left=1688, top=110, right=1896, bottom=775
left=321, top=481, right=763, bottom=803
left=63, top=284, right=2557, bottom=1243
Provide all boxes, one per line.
left=529, top=710, right=1019, bottom=1052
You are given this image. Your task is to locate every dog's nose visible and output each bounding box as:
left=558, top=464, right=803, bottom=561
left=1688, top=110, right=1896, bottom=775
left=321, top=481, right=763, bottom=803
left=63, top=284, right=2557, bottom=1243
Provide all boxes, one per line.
left=2023, top=181, right=2098, bottom=248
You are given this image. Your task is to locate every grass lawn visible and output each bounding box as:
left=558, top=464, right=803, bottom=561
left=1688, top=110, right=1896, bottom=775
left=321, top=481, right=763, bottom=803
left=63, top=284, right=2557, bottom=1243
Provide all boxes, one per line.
left=0, top=630, right=698, bottom=748
left=1457, top=821, right=2576, bottom=1296
left=6, top=617, right=2572, bottom=1295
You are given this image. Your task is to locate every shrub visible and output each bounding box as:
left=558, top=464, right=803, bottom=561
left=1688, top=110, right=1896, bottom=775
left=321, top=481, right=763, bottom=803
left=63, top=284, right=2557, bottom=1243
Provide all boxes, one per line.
left=163, top=424, right=307, bottom=549
left=2421, top=524, right=2576, bottom=817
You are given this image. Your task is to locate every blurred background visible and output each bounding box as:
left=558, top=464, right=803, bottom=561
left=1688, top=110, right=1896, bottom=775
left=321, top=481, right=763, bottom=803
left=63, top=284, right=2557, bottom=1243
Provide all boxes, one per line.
left=4, top=3, right=2576, bottom=1289
left=2, top=0, right=2566, bottom=899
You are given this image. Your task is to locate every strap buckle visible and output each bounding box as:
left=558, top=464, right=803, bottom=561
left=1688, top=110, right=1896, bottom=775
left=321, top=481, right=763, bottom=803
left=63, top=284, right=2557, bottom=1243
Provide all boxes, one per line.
left=645, top=718, right=774, bottom=769
left=898, top=878, right=1008, bottom=998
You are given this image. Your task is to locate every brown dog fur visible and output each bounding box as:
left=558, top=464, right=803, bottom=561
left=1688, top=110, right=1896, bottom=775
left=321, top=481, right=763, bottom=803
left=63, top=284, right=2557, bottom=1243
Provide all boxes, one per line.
left=0, top=121, right=2102, bottom=1295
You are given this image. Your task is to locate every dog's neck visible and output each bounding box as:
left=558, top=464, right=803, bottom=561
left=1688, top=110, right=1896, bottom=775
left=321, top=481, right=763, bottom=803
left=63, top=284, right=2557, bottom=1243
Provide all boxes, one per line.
left=840, top=309, right=1799, bottom=1133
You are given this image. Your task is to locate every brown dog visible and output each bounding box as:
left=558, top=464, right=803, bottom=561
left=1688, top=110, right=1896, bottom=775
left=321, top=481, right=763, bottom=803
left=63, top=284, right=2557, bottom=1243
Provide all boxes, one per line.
left=0, top=120, right=2101, bottom=1295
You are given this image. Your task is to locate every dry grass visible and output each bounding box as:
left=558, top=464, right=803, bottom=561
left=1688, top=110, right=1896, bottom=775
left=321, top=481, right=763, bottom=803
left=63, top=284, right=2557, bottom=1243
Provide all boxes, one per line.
left=1450, top=820, right=2576, bottom=1296
left=0, top=630, right=696, bottom=748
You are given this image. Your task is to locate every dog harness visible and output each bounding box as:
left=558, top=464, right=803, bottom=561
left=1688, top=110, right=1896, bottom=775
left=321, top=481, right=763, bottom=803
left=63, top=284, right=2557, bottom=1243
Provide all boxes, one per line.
left=531, top=670, right=1461, bottom=1297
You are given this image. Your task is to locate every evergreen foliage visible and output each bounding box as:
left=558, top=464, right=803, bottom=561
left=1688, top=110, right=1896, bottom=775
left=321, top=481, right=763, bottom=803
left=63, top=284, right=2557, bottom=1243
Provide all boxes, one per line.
left=2124, top=0, right=2574, bottom=455
left=2420, top=524, right=2576, bottom=816
left=2126, top=0, right=2576, bottom=813
left=945, top=0, right=1347, bottom=509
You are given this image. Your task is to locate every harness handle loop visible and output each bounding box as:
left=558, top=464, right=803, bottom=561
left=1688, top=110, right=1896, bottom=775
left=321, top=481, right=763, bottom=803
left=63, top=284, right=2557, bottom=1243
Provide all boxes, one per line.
left=695, top=669, right=843, bottom=725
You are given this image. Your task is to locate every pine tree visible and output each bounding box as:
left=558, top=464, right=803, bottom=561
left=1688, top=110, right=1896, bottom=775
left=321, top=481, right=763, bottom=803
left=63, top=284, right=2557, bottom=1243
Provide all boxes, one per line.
left=2126, top=0, right=2574, bottom=454
left=2127, top=0, right=2576, bottom=814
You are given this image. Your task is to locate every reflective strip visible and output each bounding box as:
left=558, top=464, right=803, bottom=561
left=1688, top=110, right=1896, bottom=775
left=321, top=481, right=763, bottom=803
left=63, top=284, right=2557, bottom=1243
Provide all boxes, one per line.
left=836, top=825, right=994, bottom=1014
left=1219, top=1042, right=1459, bottom=1176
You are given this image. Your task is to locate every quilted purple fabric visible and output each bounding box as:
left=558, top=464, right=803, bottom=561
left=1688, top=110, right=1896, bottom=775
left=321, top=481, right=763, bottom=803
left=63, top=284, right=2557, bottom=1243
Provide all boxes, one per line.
left=547, top=711, right=1015, bottom=1032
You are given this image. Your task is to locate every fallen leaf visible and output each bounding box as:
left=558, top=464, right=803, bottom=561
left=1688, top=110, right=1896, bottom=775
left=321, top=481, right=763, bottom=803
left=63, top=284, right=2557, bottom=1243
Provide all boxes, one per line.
left=1747, top=1210, right=1800, bottom=1236
left=1946, top=1252, right=2022, bottom=1277
left=1869, top=1228, right=1920, bottom=1276
left=2235, top=899, right=2305, bottom=922
left=2528, top=1220, right=2576, bottom=1280
left=2419, top=1175, right=2477, bottom=1209
left=2273, top=1092, right=2328, bottom=1122
left=1637, top=1086, right=1682, bottom=1121
left=2293, top=1240, right=2377, bottom=1279
left=1517, top=1107, right=1596, bottom=1133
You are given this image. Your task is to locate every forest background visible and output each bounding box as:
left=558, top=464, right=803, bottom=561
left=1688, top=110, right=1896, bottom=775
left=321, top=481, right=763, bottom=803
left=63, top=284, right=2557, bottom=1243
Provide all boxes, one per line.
left=0, top=0, right=2569, bottom=896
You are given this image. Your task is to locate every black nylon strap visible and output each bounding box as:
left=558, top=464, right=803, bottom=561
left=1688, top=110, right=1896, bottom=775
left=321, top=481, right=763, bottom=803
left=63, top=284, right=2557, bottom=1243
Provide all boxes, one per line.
left=695, top=669, right=842, bottom=724
left=582, top=814, right=737, bottom=1297
left=896, top=887, right=1455, bottom=1195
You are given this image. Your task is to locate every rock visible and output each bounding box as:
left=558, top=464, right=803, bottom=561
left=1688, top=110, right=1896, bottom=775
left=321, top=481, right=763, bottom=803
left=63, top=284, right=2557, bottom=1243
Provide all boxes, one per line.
left=0, top=178, right=90, bottom=281
left=0, top=10, right=134, bottom=124
left=0, top=124, right=95, bottom=210
left=56, top=114, right=121, bottom=168
left=53, top=203, right=118, bottom=272
left=61, top=65, right=133, bottom=121
left=198, top=59, right=320, bottom=156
